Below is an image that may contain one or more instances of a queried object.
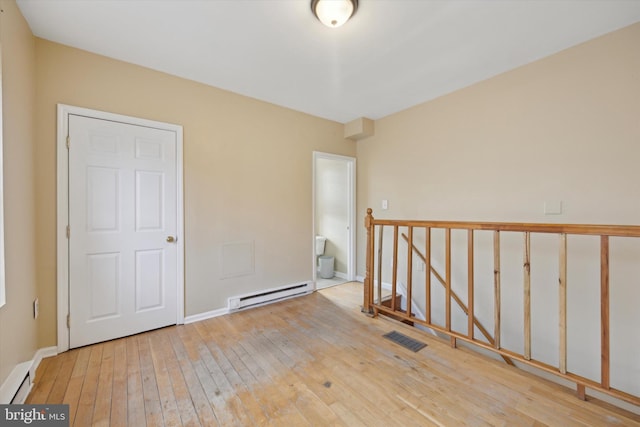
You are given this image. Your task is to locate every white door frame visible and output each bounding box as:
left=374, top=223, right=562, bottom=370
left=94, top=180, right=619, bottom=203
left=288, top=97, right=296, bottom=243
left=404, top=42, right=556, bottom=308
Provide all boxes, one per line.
left=56, top=104, right=185, bottom=353
left=312, top=152, right=356, bottom=285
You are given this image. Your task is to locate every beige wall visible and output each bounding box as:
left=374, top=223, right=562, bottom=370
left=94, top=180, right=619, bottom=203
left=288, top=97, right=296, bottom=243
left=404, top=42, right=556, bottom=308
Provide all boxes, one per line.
left=34, top=39, right=356, bottom=346
left=357, top=23, right=640, bottom=397
left=0, top=0, right=38, bottom=385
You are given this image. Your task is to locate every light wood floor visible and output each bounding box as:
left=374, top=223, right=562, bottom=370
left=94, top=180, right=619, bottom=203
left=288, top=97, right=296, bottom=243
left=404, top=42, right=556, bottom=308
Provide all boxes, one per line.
left=27, top=282, right=639, bottom=426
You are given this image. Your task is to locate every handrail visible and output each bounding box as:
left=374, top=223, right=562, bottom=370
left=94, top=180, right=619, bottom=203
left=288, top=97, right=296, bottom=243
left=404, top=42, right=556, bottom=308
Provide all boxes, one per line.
left=370, top=218, right=640, bottom=237
left=363, top=208, right=640, bottom=407
left=401, top=233, right=515, bottom=366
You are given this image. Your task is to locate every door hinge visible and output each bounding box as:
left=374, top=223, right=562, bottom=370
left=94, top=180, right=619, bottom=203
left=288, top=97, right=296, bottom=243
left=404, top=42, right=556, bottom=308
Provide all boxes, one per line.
left=66, top=225, right=70, bottom=239
left=66, top=314, right=70, bottom=329
left=66, top=135, right=70, bottom=149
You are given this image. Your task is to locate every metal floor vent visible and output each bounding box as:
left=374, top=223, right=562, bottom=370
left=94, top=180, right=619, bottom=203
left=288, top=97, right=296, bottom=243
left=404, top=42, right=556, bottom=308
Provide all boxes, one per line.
left=383, top=331, right=427, bottom=352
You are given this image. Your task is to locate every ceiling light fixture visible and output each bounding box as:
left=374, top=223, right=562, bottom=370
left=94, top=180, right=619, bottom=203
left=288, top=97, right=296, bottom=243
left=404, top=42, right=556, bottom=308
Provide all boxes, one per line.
left=311, top=0, right=358, bottom=28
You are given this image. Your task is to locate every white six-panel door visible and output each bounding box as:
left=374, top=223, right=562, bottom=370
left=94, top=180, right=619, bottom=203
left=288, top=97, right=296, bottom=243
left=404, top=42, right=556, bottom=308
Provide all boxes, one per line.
left=68, top=114, right=178, bottom=348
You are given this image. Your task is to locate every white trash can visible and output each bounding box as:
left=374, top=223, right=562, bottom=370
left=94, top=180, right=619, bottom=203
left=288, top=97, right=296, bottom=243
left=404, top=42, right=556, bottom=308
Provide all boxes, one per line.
left=319, top=256, right=335, bottom=279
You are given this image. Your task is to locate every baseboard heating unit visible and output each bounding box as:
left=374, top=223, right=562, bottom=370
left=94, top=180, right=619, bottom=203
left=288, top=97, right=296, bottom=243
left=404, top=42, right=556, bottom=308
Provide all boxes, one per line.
left=0, top=361, right=32, bottom=404
left=228, top=282, right=313, bottom=311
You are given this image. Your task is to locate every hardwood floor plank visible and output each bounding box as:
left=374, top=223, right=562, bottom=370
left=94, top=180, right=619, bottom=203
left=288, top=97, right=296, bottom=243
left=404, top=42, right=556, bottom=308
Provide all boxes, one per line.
left=155, top=328, right=202, bottom=427
left=25, top=282, right=640, bottom=426
left=126, top=335, right=146, bottom=427
left=327, top=401, right=367, bottom=427
left=248, top=333, right=384, bottom=425
left=46, top=350, right=78, bottom=404
left=137, top=334, right=164, bottom=426
left=148, top=330, right=183, bottom=427
left=178, top=324, right=241, bottom=427
left=110, top=339, right=128, bottom=427
left=200, top=320, right=273, bottom=427
left=290, top=382, right=343, bottom=426
left=193, top=321, right=268, bottom=426
left=216, top=316, right=311, bottom=426
left=276, top=311, right=407, bottom=420
left=90, top=340, right=114, bottom=427
left=73, top=344, right=103, bottom=426
left=63, top=346, right=91, bottom=426
left=214, top=317, right=281, bottom=417
left=169, top=327, right=220, bottom=427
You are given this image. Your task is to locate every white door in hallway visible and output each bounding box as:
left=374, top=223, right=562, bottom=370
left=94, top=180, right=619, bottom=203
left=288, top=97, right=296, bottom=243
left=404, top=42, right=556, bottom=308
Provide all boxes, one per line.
left=68, top=114, right=178, bottom=348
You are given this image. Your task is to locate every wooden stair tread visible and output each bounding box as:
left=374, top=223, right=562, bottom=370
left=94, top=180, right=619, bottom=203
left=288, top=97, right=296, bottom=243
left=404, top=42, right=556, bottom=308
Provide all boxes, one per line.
left=379, top=294, right=414, bottom=325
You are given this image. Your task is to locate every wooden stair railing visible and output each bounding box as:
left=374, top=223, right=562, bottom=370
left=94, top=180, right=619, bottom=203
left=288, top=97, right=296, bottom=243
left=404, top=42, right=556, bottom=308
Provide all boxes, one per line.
left=362, top=208, right=640, bottom=407
left=400, top=232, right=514, bottom=366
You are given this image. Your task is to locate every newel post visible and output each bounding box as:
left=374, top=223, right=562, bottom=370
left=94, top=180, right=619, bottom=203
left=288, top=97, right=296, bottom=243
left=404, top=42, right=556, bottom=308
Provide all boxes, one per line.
left=363, top=208, right=374, bottom=313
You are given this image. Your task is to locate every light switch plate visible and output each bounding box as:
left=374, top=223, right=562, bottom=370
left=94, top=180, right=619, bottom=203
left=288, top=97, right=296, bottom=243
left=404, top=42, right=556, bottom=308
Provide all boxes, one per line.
left=382, top=199, right=388, bottom=210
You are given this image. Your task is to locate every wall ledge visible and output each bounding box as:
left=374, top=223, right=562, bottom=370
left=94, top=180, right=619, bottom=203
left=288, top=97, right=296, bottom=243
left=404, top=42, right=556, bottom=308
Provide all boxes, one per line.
left=344, top=117, right=374, bottom=140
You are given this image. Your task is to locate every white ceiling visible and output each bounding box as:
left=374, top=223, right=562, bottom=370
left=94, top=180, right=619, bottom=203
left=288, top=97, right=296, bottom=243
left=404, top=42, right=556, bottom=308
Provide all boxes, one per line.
left=16, top=0, right=640, bottom=124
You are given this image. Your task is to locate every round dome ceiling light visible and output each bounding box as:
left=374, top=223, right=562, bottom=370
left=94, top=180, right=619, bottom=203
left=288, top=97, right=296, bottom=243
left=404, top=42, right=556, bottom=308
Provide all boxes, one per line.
left=311, top=0, right=358, bottom=28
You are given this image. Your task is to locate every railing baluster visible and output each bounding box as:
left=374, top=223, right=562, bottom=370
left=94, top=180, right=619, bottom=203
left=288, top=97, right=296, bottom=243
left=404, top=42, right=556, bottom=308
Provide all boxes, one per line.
left=363, top=209, right=374, bottom=313
left=377, top=225, right=383, bottom=306
left=406, top=226, right=413, bottom=318
left=601, top=235, right=610, bottom=389
left=468, top=229, right=474, bottom=340
left=559, top=233, right=567, bottom=374
left=425, top=227, right=431, bottom=324
left=524, top=232, right=531, bottom=360
left=402, top=231, right=514, bottom=365
left=446, top=228, right=452, bottom=333
left=392, top=225, right=399, bottom=311
left=577, top=384, right=587, bottom=401
left=494, top=230, right=501, bottom=350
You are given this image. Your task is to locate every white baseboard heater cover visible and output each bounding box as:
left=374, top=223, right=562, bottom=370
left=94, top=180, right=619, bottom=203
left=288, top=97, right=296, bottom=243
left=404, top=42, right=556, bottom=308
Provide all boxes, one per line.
left=228, top=282, right=313, bottom=311
left=0, top=361, right=31, bottom=404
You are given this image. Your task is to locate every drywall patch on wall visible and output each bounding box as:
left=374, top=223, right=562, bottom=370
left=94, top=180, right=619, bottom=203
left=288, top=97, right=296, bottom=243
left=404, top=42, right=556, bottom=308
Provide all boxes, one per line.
left=221, top=240, right=255, bottom=279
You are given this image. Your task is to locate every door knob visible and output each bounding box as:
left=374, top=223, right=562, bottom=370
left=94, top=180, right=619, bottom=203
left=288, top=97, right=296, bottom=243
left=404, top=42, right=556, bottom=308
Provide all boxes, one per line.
left=166, top=236, right=176, bottom=243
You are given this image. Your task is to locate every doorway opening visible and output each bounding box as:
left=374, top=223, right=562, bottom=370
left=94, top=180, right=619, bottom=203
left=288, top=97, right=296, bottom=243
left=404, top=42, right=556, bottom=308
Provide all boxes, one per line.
left=312, top=152, right=356, bottom=290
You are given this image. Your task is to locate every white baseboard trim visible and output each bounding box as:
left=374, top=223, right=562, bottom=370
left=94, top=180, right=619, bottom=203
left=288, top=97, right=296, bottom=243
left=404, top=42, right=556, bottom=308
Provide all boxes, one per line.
left=317, top=270, right=346, bottom=280
left=184, top=307, right=229, bottom=324
left=356, top=275, right=364, bottom=282
left=334, top=271, right=348, bottom=280
left=0, top=346, right=58, bottom=404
